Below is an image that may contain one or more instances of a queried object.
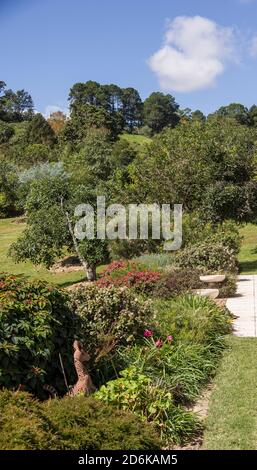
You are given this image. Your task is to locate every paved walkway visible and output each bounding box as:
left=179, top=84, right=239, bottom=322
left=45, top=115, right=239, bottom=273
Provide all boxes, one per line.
left=226, top=275, right=257, bottom=337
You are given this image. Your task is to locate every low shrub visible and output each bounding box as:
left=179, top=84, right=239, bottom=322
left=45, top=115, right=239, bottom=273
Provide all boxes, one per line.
left=0, top=390, right=160, bottom=450
left=0, top=390, right=59, bottom=450
left=95, top=366, right=201, bottom=445
left=218, top=274, right=237, bottom=298
left=0, top=274, right=75, bottom=396
left=109, top=238, right=161, bottom=260
left=152, top=268, right=201, bottom=299
left=45, top=395, right=160, bottom=450
left=174, top=242, right=238, bottom=274
left=69, top=285, right=154, bottom=360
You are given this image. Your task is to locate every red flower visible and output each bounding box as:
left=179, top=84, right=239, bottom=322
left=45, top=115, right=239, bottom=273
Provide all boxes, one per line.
left=144, top=329, right=153, bottom=338
left=155, top=338, right=163, bottom=348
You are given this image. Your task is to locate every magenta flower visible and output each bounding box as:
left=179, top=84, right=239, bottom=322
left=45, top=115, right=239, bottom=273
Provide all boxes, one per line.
left=144, top=329, right=153, bottom=338
left=167, top=335, right=173, bottom=342
left=155, top=338, right=163, bottom=348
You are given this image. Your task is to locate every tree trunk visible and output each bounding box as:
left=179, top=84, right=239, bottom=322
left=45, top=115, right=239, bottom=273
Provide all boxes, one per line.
left=86, top=265, right=96, bottom=281
left=63, top=203, right=96, bottom=282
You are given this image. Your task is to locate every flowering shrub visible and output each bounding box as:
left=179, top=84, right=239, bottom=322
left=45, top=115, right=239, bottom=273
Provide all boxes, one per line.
left=97, top=260, right=161, bottom=293
left=0, top=274, right=75, bottom=396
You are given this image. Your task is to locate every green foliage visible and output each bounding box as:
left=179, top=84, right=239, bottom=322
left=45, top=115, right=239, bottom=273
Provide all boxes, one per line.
left=95, top=365, right=201, bottom=445
left=212, top=103, right=250, bottom=125
left=26, top=114, right=56, bottom=147
left=0, top=160, right=19, bottom=217
left=117, top=120, right=257, bottom=223
left=118, top=341, right=221, bottom=404
left=110, top=139, right=137, bottom=168
left=68, top=285, right=152, bottom=358
left=0, top=275, right=75, bottom=395
left=117, top=295, right=232, bottom=405
left=143, top=92, right=180, bottom=134
left=0, top=390, right=160, bottom=450
left=0, top=120, right=14, bottom=144
left=156, top=295, right=232, bottom=347
left=152, top=268, right=201, bottom=299
left=24, top=143, right=50, bottom=165
left=218, top=274, right=237, bottom=298
left=174, top=241, right=238, bottom=274
left=0, top=390, right=60, bottom=450
left=182, top=215, right=241, bottom=254
left=44, top=394, right=160, bottom=450
left=0, top=82, right=33, bottom=122
left=64, top=127, right=113, bottom=186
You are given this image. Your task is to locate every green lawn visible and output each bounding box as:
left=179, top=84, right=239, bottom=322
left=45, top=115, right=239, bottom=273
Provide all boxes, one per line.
left=239, top=223, right=257, bottom=274
left=203, top=336, right=257, bottom=450
left=120, top=133, right=151, bottom=146
left=0, top=217, right=86, bottom=287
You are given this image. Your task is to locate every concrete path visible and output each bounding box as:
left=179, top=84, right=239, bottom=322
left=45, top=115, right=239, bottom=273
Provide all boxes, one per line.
left=226, top=275, right=257, bottom=337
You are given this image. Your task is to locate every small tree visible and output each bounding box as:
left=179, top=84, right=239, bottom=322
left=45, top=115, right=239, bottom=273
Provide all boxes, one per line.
left=143, top=92, right=180, bottom=134
left=10, top=174, right=109, bottom=280
left=26, top=113, right=56, bottom=147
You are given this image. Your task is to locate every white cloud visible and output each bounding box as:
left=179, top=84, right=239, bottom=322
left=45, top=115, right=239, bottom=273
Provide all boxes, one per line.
left=148, top=16, right=238, bottom=93
left=249, top=35, right=257, bottom=57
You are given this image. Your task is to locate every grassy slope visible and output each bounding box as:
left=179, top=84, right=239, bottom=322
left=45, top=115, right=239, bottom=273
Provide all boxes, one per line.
left=0, top=217, right=86, bottom=287
left=203, top=336, right=257, bottom=450
left=120, top=133, right=151, bottom=146
left=238, top=223, right=257, bottom=274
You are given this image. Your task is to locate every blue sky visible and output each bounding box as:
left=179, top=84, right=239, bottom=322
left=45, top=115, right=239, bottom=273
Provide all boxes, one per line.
left=1, top=0, right=257, bottom=115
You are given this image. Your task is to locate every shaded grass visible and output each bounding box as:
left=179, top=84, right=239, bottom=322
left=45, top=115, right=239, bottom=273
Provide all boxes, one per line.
left=239, top=223, right=257, bottom=274
left=0, top=217, right=87, bottom=286
left=203, top=336, right=257, bottom=450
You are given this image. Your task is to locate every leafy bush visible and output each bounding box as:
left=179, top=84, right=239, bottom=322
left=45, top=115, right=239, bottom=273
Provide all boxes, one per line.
left=0, top=161, right=19, bottom=217
left=109, top=238, right=161, bottom=260
left=0, top=121, right=14, bottom=144
left=95, top=365, right=201, bottom=445
left=152, top=268, right=201, bottom=299
left=0, top=274, right=75, bottom=396
left=182, top=215, right=241, bottom=255
left=174, top=242, right=238, bottom=274
left=218, top=274, right=237, bottom=298
left=69, top=284, right=153, bottom=359
left=0, top=390, right=160, bottom=450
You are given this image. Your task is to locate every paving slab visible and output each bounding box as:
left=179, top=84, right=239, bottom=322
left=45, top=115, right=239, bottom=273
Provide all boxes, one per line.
left=226, top=275, right=257, bottom=337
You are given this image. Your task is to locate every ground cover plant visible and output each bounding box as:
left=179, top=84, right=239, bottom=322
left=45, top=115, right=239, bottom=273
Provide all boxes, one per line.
left=0, top=390, right=160, bottom=450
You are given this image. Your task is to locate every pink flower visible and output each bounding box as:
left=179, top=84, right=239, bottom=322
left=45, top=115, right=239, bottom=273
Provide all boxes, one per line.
left=167, top=335, right=173, bottom=342
left=144, top=329, right=153, bottom=338
left=155, top=338, right=163, bottom=348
